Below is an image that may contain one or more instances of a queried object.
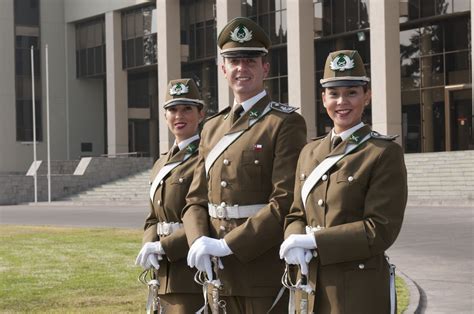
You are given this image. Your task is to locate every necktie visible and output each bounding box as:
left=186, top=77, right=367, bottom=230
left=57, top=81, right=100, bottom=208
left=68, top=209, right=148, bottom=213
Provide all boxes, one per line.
left=232, top=104, right=244, bottom=123
left=170, top=145, right=180, bottom=157
left=332, top=136, right=342, bottom=150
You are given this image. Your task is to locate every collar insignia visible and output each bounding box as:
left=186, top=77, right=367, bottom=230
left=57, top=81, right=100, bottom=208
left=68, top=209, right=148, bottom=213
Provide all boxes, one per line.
left=349, top=134, right=360, bottom=143
left=330, top=54, right=355, bottom=72
left=230, top=25, right=253, bottom=43
left=169, top=83, right=189, bottom=96
left=186, top=143, right=197, bottom=154
left=249, top=109, right=259, bottom=119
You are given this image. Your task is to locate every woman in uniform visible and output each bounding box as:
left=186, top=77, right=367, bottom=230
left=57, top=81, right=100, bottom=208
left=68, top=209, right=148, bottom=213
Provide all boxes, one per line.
left=280, top=50, right=408, bottom=314
left=135, top=78, right=205, bottom=313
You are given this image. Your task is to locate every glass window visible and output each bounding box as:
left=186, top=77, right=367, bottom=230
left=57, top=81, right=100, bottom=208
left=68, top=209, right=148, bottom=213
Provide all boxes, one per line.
left=16, top=100, right=42, bottom=142
left=180, top=0, right=216, bottom=62
left=421, top=55, right=444, bottom=87
left=420, top=0, right=436, bottom=17
left=402, top=91, right=421, bottom=152
left=182, top=60, right=218, bottom=115
left=445, top=51, right=470, bottom=84
left=419, top=25, right=442, bottom=56
left=444, top=17, right=469, bottom=51
left=14, top=0, right=39, bottom=26
left=346, top=0, right=359, bottom=31
left=76, top=18, right=105, bottom=77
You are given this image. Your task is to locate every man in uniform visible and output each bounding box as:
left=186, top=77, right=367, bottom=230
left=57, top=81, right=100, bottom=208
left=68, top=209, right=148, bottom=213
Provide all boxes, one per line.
left=182, top=17, right=307, bottom=313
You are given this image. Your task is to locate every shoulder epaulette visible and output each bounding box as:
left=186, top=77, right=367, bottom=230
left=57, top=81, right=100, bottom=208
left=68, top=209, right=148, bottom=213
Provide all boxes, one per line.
left=270, top=101, right=298, bottom=114
left=370, top=131, right=399, bottom=141
left=205, top=106, right=231, bottom=122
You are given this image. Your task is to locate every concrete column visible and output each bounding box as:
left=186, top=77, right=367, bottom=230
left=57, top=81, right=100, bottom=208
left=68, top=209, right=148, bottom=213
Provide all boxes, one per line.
left=156, top=0, right=180, bottom=153
left=215, top=1, right=242, bottom=110
left=287, top=0, right=316, bottom=139
left=369, top=1, right=402, bottom=145
left=105, top=12, right=128, bottom=155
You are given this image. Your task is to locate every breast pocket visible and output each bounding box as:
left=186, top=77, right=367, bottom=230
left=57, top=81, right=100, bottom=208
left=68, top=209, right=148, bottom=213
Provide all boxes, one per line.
left=239, top=150, right=262, bottom=191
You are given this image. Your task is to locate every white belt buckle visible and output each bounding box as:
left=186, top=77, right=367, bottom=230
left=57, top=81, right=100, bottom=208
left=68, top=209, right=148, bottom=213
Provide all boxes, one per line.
left=162, top=223, right=170, bottom=236
left=216, top=205, right=228, bottom=219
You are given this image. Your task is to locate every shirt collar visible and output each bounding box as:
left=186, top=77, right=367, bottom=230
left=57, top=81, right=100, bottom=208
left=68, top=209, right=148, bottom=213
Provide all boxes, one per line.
left=233, top=90, right=267, bottom=113
left=174, top=133, right=200, bottom=151
left=331, top=122, right=365, bottom=141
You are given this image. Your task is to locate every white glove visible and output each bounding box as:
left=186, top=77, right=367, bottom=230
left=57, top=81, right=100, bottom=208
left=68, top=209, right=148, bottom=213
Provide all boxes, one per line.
left=282, top=247, right=313, bottom=275
left=279, top=234, right=317, bottom=258
left=187, top=236, right=232, bottom=268
left=135, top=241, right=165, bottom=269
left=194, top=254, right=213, bottom=280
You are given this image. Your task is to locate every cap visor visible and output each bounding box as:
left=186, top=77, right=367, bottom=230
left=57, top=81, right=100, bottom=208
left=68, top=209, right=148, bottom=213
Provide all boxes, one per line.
left=164, top=100, right=203, bottom=109
left=321, top=80, right=368, bottom=88
left=221, top=50, right=267, bottom=58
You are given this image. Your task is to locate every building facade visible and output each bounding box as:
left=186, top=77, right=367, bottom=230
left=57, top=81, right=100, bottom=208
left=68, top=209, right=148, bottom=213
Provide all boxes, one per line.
left=0, top=0, right=472, bottom=173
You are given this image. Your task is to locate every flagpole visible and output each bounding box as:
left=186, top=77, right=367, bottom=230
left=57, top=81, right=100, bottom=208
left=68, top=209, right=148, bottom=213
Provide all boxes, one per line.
left=45, top=44, right=51, bottom=203
left=30, top=45, right=37, bottom=203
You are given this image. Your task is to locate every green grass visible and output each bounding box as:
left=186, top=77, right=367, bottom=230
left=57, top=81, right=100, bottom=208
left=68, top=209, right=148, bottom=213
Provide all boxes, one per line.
left=0, top=225, right=411, bottom=313
left=396, top=274, right=410, bottom=314
left=0, top=225, right=146, bottom=313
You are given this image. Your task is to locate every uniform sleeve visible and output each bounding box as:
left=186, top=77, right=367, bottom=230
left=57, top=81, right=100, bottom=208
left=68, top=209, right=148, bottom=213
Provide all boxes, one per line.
left=159, top=228, right=189, bottom=262
left=142, top=199, right=159, bottom=245
left=224, top=113, right=307, bottom=262
left=284, top=148, right=309, bottom=238
left=182, top=140, right=211, bottom=246
left=315, top=142, right=408, bottom=265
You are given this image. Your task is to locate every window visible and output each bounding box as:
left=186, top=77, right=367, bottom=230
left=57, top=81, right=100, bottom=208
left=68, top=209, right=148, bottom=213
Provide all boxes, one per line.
left=76, top=18, right=105, bottom=78
left=242, top=0, right=287, bottom=45
left=181, top=0, right=216, bottom=61
left=14, top=0, right=41, bottom=142
left=315, top=0, right=370, bottom=37
left=122, top=6, right=157, bottom=69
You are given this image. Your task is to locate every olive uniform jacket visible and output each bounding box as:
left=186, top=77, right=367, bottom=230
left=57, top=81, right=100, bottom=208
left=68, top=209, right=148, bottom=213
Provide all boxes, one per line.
left=142, top=139, right=201, bottom=295
left=182, top=93, right=307, bottom=297
left=284, top=124, right=408, bottom=314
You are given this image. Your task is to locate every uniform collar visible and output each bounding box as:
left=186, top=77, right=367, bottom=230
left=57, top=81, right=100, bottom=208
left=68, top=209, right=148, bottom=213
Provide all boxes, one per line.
left=328, top=124, right=371, bottom=156
left=174, top=133, right=200, bottom=151
left=331, top=122, right=365, bottom=141
left=167, top=135, right=200, bottom=163
left=233, top=89, right=267, bottom=114
left=227, top=93, right=271, bottom=134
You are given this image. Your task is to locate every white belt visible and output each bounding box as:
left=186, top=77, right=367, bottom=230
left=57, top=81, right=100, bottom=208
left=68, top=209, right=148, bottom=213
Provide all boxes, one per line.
left=157, top=222, right=183, bottom=236
left=208, top=203, right=265, bottom=219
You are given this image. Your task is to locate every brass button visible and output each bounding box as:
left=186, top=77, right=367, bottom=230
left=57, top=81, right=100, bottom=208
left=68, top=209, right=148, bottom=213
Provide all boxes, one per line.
left=348, top=176, right=354, bottom=182
left=157, top=200, right=161, bottom=206
left=317, top=199, right=324, bottom=206
left=223, top=159, right=230, bottom=165
left=160, top=180, right=164, bottom=185
left=358, top=263, right=365, bottom=269
left=254, top=160, right=259, bottom=165
left=220, top=181, right=228, bottom=188
left=178, top=177, right=184, bottom=183
left=300, top=173, right=306, bottom=180
left=322, top=174, right=328, bottom=181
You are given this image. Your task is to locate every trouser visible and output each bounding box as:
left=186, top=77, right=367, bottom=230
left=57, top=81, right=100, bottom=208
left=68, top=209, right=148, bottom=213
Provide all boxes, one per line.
left=158, top=293, right=203, bottom=314
left=207, top=290, right=289, bottom=314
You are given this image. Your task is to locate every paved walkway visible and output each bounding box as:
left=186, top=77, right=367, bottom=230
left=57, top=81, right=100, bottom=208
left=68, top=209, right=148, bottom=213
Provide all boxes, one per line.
left=388, top=205, right=473, bottom=313
left=1, top=203, right=473, bottom=313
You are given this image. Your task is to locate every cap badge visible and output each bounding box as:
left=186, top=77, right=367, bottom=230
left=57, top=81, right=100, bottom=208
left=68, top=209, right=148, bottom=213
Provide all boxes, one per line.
left=169, top=83, right=189, bottom=96
left=230, top=24, right=253, bottom=43
left=330, top=54, right=355, bottom=72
